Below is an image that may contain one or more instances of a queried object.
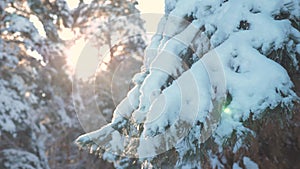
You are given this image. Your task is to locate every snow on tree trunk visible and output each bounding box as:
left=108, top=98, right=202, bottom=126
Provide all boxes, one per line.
left=76, top=0, right=299, bottom=168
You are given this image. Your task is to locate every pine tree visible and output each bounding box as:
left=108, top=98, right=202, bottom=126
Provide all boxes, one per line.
left=76, top=0, right=300, bottom=168
left=72, top=0, right=146, bottom=133
left=0, top=0, right=76, bottom=168
left=72, top=0, right=145, bottom=58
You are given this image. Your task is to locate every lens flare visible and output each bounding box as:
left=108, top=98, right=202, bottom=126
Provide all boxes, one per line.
left=223, top=107, right=231, bottom=114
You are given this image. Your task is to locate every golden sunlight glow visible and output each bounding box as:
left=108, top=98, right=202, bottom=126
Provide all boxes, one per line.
left=137, top=0, right=164, bottom=14
left=62, top=0, right=164, bottom=78
left=67, top=39, right=99, bottom=78
left=58, top=28, right=75, bottom=41
left=67, top=38, right=85, bottom=66
left=99, top=63, right=108, bottom=71
left=102, top=54, right=111, bottom=63
left=66, top=0, right=164, bottom=13
left=98, top=49, right=112, bottom=72
left=5, top=7, right=16, bottom=13
left=66, top=0, right=93, bottom=9
left=117, top=45, right=124, bottom=51
left=4, top=0, right=164, bottom=79
left=24, top=91, right=31, bottom=98
left=113, top=45, right=124, bottom=56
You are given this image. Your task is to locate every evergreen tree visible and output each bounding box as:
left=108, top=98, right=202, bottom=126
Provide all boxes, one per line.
left=73, top=0, right=146, bottom=133
left=76, top=0, right=300, bottom=168
left=72, top=0, right=145, bottom=58
left=1, top=0, right=146, bottom=168
left=0, top=0, right=78, bottom=168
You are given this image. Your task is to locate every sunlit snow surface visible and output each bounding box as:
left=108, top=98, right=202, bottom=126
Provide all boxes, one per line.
left=76, top=0, right=299, bottom=168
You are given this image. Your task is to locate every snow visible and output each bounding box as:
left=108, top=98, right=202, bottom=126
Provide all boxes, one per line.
left=3, top=14, right=41, bottom=43
left=208, top=150, right=224, bottom=169
left=138, top=61, right=212, bottom=157
left=216, top=40, right=296, bottom=119
left=0, top=1, right=98, bottom=168
left=1, top=149, right=44, bottom=169
left=164, top=0, right=177, bottom=14
left=233, top=138, right=243, bottom=153
left=297, top=44, right=300, bottom=54
left=243, top=157, right=259, bottom=169
left=29, top=15, right=46, bottom=38
left=0, top=78, right=29, bottom=135
left=134, top=19, right=205, bottom=123
left=143, top=16, right=166, bottom=68
left=75, top=0, right=299, bottom=168
left=110, top=130, right=125, bottom=154
left=26, top=49, right=46, bottom=66
left=233, top=163, right=242, bottom=169
left=112, top=84, right=141, bottom=123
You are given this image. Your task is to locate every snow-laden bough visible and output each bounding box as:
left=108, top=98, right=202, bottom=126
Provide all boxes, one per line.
left=76, top=0, right=299, bottom=168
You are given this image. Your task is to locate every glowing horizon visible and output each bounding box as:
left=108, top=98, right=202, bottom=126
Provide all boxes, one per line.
left=64, top=0, right=164, bottom=78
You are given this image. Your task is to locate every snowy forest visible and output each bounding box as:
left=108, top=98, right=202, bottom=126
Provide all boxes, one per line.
left=0, top=0, right=300, bottom=169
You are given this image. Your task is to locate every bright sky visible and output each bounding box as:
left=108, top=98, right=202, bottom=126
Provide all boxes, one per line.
left=64, top=0, right=164, bottom=78
left=136, top=0, right=164, bottom=14
left=67, top=0, right=164, bottom=13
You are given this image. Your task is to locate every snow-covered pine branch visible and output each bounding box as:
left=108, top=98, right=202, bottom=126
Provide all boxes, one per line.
left=76, top=0, right=299, bottom=168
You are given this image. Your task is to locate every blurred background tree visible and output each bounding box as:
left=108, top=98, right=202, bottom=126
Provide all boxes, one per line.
left=0, top=0, right=145, bottom=168
left=73, top=0, right=146, bottom=132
